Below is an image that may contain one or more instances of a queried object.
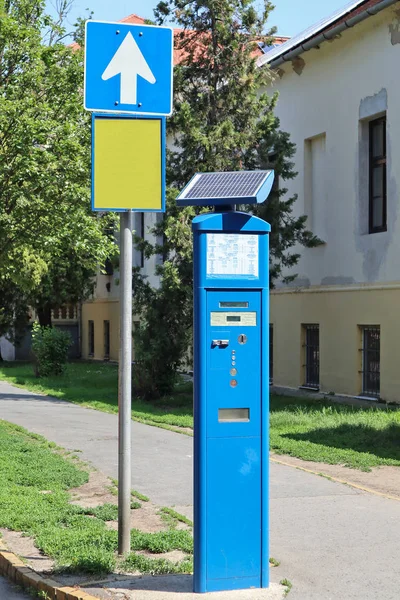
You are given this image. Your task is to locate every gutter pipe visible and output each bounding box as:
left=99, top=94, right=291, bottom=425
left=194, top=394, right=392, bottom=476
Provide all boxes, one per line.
left=260, top=0, right=399, bottom=70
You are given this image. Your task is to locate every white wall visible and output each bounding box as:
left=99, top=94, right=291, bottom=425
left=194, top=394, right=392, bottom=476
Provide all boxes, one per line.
left=265, top=6, right=400, bottom=287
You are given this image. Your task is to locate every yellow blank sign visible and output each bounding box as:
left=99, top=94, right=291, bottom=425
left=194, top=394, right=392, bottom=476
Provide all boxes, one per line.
left=93, top=117, right=163, bottom=211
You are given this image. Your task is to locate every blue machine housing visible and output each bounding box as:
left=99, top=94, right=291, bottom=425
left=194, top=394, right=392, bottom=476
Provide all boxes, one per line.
left=193, top=211, right=270, bottom=593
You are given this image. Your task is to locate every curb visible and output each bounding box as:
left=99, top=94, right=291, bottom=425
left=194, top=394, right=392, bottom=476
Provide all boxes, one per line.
left=0, top=540, right=100, bottom=600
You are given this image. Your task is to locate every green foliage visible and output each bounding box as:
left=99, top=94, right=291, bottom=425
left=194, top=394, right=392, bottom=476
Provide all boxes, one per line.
left=80, top=503, right=119, bottom=521
left=0, top=0, right=117, bottom=329
left=131, top=528, right=193, bottom=554
left=121, top=552, right=193, bottom=575
left=133, top=0, right=321, bottom=398
left=159, top=507, right=193, bottom=528
left=31, top=322, right=72, bottom=377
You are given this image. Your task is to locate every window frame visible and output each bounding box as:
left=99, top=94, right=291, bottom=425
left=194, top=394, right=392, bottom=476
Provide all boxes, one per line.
left=369, top=116, right=387, bottom=234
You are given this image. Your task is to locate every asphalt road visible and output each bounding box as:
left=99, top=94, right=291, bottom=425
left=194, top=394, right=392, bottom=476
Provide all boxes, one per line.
left=0, top=576, right=30, bottom=598
left=1, top=380, right=400, bottom=599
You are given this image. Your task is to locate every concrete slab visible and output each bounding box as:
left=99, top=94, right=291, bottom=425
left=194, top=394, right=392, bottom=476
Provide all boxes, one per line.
left=85, top=575, right=286, bottom=600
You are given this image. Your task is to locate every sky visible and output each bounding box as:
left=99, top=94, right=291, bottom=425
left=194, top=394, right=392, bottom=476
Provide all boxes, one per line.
left=45, top=0, right=353, bottom=38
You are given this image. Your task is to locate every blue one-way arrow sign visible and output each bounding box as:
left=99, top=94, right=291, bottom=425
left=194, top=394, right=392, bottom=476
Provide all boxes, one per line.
left=85, top=21, right=173, bottom=116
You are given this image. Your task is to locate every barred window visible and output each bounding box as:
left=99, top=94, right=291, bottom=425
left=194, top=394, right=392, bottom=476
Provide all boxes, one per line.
left=360, top=326, right=380, bottom=397
left=88, top=320, right=94, bottom=357
left=104, top=320, right=110, bottom=360
left=303, top=324, right=319, bottom=389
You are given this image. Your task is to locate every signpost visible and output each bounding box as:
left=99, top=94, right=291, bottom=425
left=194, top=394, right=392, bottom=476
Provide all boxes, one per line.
left=85, top=19, right=172, bottom=555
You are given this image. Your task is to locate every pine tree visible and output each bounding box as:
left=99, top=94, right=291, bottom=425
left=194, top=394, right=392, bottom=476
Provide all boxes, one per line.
left=132, top=0, right=321, bottom=397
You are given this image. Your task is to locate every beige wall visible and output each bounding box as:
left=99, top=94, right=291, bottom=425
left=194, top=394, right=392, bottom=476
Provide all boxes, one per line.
left=81, top=300, right=120, bottom=361
left=271, top=283, right=400, bottom=402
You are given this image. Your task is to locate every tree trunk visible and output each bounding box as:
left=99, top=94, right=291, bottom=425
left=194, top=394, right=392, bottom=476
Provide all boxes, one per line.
left=37, top=304, right=52, bottom=327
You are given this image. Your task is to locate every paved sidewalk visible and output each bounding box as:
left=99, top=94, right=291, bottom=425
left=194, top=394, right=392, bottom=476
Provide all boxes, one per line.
left=0, top=575, right=30, bottom=598
left=1, top=380, right=400, bottom=599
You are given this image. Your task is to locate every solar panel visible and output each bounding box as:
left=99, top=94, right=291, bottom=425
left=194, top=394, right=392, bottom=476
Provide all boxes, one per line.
left=176, top=170, right=274, bottom=207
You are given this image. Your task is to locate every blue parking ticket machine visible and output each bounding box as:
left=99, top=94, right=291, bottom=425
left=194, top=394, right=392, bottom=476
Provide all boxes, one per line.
left=177, top=171, right=274, bottom=593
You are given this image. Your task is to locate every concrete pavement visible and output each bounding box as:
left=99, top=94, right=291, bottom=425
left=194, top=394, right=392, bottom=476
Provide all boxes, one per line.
left=1, top=380, right=400, bottom=599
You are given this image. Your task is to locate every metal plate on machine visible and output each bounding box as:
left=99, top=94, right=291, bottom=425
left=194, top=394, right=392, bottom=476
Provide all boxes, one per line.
left=207, top=234, right=259, bottom=278
left=210, top=312, right=257, bottom=326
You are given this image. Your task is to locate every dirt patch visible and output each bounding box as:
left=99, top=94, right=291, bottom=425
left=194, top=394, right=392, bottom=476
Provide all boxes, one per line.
left=69, top=470, right=118, bottom=507
left=106, top=503, right=168, bottom=534
left=271, top=453, right=400, bottom=500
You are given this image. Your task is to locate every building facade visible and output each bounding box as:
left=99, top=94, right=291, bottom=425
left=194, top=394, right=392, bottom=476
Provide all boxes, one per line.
left=259, top=0, right=400, bottom=401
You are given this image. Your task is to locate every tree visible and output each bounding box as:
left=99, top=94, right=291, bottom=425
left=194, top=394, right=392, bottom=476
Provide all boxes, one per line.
left=132, top=0, right=321, bottom=397
left=0, top=0, right=116, bottom=329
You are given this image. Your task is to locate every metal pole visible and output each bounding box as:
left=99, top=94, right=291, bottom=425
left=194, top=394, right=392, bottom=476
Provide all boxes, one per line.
left=118, top=210, right=133, bottom=555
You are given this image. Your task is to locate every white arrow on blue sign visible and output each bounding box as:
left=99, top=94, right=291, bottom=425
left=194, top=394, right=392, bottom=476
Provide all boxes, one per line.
left=84, top=21, right=173, bottom=117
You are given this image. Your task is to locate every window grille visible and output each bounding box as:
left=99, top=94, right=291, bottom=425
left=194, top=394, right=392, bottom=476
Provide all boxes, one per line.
left=303, top=324, right=319, bottom=389
left=104, top=320, right=110, bottom=360
left=360, top=326, right=380, bottom=397
left=88, top=320, right=95, bottom=357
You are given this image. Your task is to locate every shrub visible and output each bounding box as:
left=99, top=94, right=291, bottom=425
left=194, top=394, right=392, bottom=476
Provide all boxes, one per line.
left=31, top=322, right=72, bottom=377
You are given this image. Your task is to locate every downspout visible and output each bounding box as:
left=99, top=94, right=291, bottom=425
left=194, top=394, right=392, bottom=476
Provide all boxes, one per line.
left=268, top=0, right=399, bottom=69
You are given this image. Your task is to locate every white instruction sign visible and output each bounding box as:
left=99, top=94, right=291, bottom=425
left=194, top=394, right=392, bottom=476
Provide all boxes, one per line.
left=206, top=234, right=259, bottom=278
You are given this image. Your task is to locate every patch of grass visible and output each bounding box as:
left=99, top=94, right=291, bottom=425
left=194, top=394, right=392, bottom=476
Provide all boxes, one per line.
left=132, top=489, right=149, bottom=502
left=269, top=557, right=280, bottom=567
left=159, top=507, right=193, bottom=528
left=131, top=528, right=193, bottom=554
left=0, top=419, right=121, bottom=574
left=270, top=395, right=400, bottom=471
left=80, top=503, right=119, bottom=521
left=280, top=578, right=293, bottom=596
left=0, top=362, right=193, bottom=430
left=121, top=553, right=193, bottom=575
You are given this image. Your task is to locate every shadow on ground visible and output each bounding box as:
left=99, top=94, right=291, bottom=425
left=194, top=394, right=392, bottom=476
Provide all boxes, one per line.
left=281, top=423, right=400, bottom=462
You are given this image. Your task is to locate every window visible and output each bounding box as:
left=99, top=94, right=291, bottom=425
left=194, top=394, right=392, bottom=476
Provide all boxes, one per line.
left=360, top=326, right=380, bottom=397
left=304, top=133, right=327, bottom=235
left=104, top=320, right=110, bottom=360
left=88, top=320, right=94, bottom=357
left=369, top=117, right=387, bottom=233
left=303, top=325, right=319, bottom=389
left=269, top=324, right=273, bottom=385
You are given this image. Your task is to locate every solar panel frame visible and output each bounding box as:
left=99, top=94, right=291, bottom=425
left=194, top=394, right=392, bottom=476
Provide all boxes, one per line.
left=176, top=170, right=274, bottom=207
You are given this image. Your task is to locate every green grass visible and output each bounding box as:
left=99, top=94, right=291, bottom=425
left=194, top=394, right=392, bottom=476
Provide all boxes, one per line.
left=0, top=419, right=192, bottom=575
left=270, top=395, right=400, bottom=471
left=159, top=507, right=193, bottom=528
left=0, top=361, right=193, bottom=430
left=1, top=362, right=400, bottom=470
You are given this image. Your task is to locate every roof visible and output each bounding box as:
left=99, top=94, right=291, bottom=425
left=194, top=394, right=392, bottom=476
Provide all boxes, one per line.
left=72, top=13, right=289, bottom=64
left=258, top=0, right=397, bottom=68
